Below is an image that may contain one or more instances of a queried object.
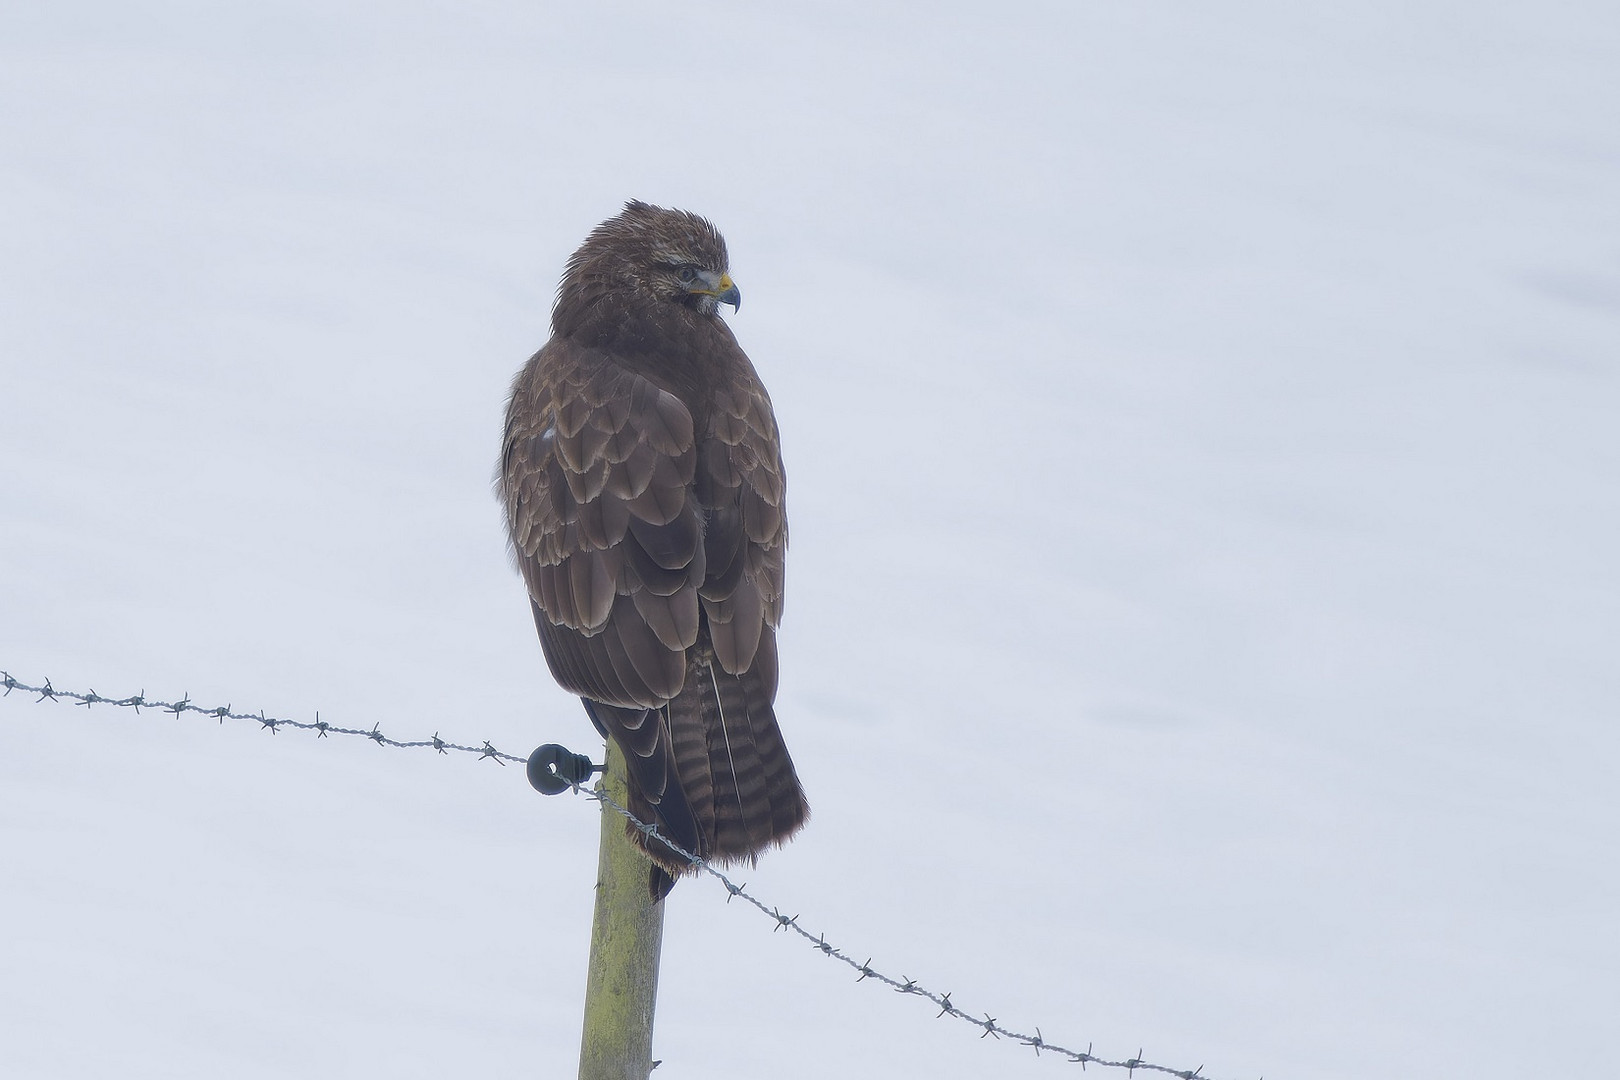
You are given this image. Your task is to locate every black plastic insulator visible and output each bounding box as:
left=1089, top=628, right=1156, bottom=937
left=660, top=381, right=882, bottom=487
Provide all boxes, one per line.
left=527, top=743, right=598, bottom=795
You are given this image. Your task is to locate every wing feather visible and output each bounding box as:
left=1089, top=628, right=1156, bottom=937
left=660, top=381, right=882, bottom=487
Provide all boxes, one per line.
left=503, top=341, right=701, bottom=708
left=695, top=378, right=788, bottom=676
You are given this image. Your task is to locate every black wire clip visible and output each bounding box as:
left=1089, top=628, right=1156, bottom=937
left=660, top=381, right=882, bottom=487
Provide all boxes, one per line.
left=526, top=743, right=600, bottom=794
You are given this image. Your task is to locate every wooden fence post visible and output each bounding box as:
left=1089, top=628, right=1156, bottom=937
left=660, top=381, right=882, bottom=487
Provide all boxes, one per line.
left=578, top=739, right=666, bottom=1080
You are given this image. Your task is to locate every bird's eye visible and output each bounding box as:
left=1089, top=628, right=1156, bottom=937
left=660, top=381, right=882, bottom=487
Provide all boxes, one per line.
left=676, top=266, right=696, bottom=283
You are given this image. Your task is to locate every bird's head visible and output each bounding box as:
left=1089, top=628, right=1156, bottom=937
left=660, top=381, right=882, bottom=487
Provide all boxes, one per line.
left=560, top=200, right=741, bottom=322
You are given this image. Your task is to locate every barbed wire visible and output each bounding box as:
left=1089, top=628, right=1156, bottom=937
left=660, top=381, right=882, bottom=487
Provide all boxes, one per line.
left=591, top=784, right=1220, bottom=1078
left=0, top=670, right=529, bottom=764
left=2, top=667, right=1233, bottom=1080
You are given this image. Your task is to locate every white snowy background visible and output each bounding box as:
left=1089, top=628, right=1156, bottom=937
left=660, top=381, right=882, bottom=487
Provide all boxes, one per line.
left=3, top=3, right=1617, bottom=1078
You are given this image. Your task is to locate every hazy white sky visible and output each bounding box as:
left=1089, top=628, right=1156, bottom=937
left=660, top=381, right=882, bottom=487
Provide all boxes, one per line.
left=3, top=3, right=1617, bottom=1078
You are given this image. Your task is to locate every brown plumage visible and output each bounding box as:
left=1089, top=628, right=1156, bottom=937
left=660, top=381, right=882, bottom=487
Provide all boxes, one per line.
left=501, top=201, right=808, bottom=898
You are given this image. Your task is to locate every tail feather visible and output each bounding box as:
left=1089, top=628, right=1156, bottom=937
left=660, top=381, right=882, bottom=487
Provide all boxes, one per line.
left=585, top=641, right=807, bottom=898
left=742, top=666, right=805, bottom=839
left=688, top=646, right=807, bottom=861
left=667, top=696, right=717, bottom=849
left=581, top=699, right=703, bottom=872
left=704, top=660, right=767, bottom=853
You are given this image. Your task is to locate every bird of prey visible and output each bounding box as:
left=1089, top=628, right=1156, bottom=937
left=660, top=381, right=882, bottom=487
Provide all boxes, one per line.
left=501, top=201, right=808, bottom=898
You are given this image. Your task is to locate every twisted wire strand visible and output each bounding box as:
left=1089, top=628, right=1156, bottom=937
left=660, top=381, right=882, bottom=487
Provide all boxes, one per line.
left=0, top=670, right=526, bottom=763
left=3, top=667, right=1227, bottom=1080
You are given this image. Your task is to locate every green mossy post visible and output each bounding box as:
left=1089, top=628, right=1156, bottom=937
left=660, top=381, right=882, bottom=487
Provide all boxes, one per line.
left=578, top=739, right=666, bottom=1080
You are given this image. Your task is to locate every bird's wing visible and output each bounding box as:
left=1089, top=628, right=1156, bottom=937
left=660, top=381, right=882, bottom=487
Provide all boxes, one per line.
left=695, top=373, right=787, bottom=686
left=503, top=340, right=705, bottom=709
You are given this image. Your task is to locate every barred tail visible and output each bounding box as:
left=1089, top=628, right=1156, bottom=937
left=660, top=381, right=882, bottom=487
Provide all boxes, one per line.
left=584, top=645, right=808, bottom=900
left=671, top=649, right=808, bottom=865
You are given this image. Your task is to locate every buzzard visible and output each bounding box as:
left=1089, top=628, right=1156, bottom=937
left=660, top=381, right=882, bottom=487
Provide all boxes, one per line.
left=501, top=201, right=808, bottom=897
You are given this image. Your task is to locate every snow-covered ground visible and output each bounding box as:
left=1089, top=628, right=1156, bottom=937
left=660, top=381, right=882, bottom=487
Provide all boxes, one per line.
left=3, top=4, right=1617, bottom=1077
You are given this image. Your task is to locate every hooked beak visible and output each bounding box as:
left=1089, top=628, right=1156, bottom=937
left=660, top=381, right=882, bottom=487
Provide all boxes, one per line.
left=692, top=269, right=742, bottom=312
